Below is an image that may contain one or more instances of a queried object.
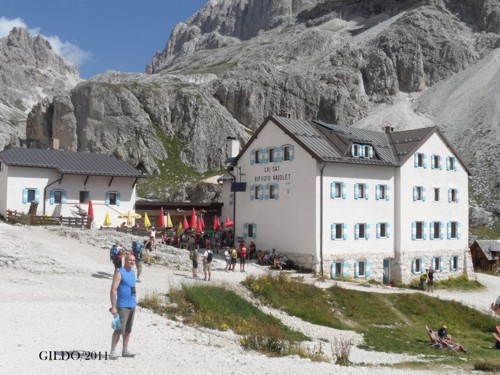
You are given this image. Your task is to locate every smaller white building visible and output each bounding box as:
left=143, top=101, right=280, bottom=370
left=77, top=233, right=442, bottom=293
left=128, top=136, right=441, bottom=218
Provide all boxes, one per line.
left=0, top=147, right=145, bottom=227
left=221, top=116, right=471, bottom=284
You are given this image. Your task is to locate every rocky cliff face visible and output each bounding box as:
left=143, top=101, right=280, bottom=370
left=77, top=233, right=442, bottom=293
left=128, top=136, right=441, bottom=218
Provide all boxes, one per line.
left=6, top=0, right=500, bottom=215
left=0, top=28, right=81, bottom=150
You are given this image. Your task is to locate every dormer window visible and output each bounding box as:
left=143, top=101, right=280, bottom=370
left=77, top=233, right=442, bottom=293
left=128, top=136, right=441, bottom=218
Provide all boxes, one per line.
left=351, top=144, right=374, bottom=159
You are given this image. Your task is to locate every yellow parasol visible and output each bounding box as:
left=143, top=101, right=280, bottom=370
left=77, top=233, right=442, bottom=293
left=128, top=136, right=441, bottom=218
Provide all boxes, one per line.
left=143, top=212, right=151, bottom=227
left=118, top=210, right=141, bottom=226
left=177, top=220, right=184, bottom=236
left=103, top=212, right=112, bottom=227
left=166, top=212, right=173, bottom=228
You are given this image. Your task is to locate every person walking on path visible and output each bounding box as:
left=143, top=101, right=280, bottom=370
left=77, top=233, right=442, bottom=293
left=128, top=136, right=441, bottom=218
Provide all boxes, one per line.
left=110, top=253, right=137, bottom=359
left=224, top=247, right=231, bottom=271
left=190, top=244, right=200, bottom=278
left=231, top=248, right=238, bottom=271
left=426, top=267, right=434, bottom=293
left=239, top=241, right=247, bottom=272
left=203, top=248, right=213, bottom=281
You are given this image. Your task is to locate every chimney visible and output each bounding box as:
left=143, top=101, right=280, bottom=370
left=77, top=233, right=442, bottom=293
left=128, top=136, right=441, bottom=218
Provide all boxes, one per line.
left=226, top=137, right=240, bottom=158
left=384, top=126, right=394, bottom=133
left=52, top=138, right=60, bottom=150
left=281, top=111, right=292, bottom=118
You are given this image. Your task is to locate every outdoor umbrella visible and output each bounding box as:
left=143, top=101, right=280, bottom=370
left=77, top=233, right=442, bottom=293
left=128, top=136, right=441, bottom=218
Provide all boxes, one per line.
left=144, top=212, right=151, bottom=227
left=190, top=208, right=197, bottom=228
left=166, top=212, right=173, bottom=228
left=118, top=210, right=141, bottom=226
left=157, top=207, right=166, bottom=227
left=103, top=212, right=112, bottom=227
left=213, top=216, right=221, bottom=231
left=196, top=219, right=203, bottom=233
left=199, top=214, right=205, bottom=229
left=225, top=215, right=234, bottom=227
left=182, top=215, right=190, bottom=230
left=177, top=220, right=184, bottom=236
left=87, top=200, right=94, bottom=221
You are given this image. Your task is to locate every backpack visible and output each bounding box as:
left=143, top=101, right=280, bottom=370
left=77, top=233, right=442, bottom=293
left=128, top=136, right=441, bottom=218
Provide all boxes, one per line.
left=110, top=245, right=121, bottom=261
left=132, top=241, right=142, bottom=260
left=207, top=250, right=213, bottom=263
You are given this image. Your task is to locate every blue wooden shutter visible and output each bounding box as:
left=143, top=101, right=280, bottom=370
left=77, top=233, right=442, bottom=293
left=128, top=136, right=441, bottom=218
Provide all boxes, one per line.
left=369, top=146, right=374, bottom=159
left=456, top=189, right=460, bottom=203
left=440, top=221, right=444, bottom=239
left=354, top=261, right=359, bottom=277
left=243, top=223, right=248, bottom=238
left=446, top=156, right=450, bottom=170
left=331, top=263, right=337, bottom=279
left=423, top=154, right=427, bottom=168
left=250, top=149, right=255, bottom=165
left=449, top=256, right=454, bottom=271
left=62, top=190, right=67, bottom=204
left=259, top=184, right=264, bottom=200
left=447, top=222, right=451, bottom=239
left=105, top=192, right=110, bottom=206
left=275, top=184, right=279, bottom=200
left=421, top=258, right=426, bottom=273
left=264, top=184, right=269, bottom=200
left=359, top=146, right=365, bottom=158
left=422, top=187, right=426, bottom=202
left=331, top=224, right=336, bottom=240
left=431, top=154, right=435, bottom=169
left=22, top=188, right=28, bottom=204
left=366, top=224, right=370, bottom=239
left=376, top=185, right=380, bottom=200
left=35, top=189, right=40, bottom=203
left=253, top=224, right=257, bottom=238
left=355, top=224, right=360, bottom=239
left=343, top=224, right=347, bottom=240
left=423, top=221, right=427, bottom=240
left=432, top=257, right=436, bottom=270
left=412, top=259, right=416, bottom=274
left=411, top=222, right=416, bottom=240
left=116, top=192, right=121, bottom=206
left=439, top=155, right=443, bottom=170
left=376, top=223, right=381, bottom=238
left=365, top=184, right=369, bottom=200
left=366, top=261, right=372, bottom=276
left=279, top=146, right=284, bottom=162
left=330, top=182, right=336, bottom=199
left=342, top=183, right=347, bottom=199
left=414, top=153, right=419, bottom=167
left=250, top=185, right=255, bottom=200
left=457, top=222, right=461, bottom=239
left=440, top=256, right=444, bottom=271
left=454, top=157, right=458, bottom=171
left=448, top=188, right=452, bottom=203
left=430, top=222, right=434, bottom=240
left=50, top=190, right=55, bottom=205
left=351, top=144, right=356, bottom=157
left=354, top=184, right=359, bottom=199
left=413, top=186, right=417, bottom=201
left=273, top=147, right=279, bottom=163
left=386, top=223, right=391, bottom=238
left=342, top=261, right=349, bottom=277
left=289, top=145, right=294, bottom=161
left=386, top=185, right=390, bottom=201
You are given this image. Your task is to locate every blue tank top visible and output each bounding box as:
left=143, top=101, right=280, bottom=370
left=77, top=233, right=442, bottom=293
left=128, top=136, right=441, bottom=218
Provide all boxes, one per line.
left=117, top=268, right=136, bottom=308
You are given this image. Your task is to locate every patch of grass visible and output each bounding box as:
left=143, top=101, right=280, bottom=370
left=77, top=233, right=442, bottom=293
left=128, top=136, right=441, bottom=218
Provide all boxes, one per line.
left=470, top=225, right=500, bottom=240
left=243, top=273, right=500, bottom=369
left=140, top=285, right=331, bottom=359
left=434, top=273, right=484, bottom=291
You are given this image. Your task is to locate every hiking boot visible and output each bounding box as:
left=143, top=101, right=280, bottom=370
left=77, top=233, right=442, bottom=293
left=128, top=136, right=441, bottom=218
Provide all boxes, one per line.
left=122, top=351, right=135, bottom=358
left=109, top=351, right=118, bottom=360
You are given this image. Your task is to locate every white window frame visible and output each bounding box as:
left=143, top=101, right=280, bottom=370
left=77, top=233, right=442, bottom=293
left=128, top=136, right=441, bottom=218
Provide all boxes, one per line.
left=450, top=256, right=459, bottom=271
left=416, top=152, right=424, bottom=168
left=433, top=256, right=441, bottom=272
left=449, top=157, right=455, bottom=170
left=358, top=261, right=366, bottom=277
left=79, top=191, right=90, bottom=204
left=255, top=185, right=262, bottom=200
left=415, top=258, right=422, bottom=273
left=269, top=184, right=277, bottom=200
left=358, top=223, right=366, bottom=239
left=415, top=186, right=423, bottom=201
left=53, top=190, right=63, bottom=204
left=283, top=145, right=291, bottom=161
left=268, top=147, right=275, bottom=163
left=379, top=223, right=387, bottom=238
left=332, top=223, right=344, bottom=240
left=434, top=188, right=440, bottom=202
left=254, top=149, right=260, bottom=164
left=331, top=182, right=342, bottom=199
left=450, top=221, right=458, bottom=239
left=416, top=221, right=424, bottom=240
left=358, top=183, right=366, bottom=199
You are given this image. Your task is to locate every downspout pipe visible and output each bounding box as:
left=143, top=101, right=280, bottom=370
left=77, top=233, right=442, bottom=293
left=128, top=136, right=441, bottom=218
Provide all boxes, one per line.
left=227, top=168, right=237, bottom=235
left=320, top=162, right=326, bottom=277
left=43, top=176, right=63, bottom=215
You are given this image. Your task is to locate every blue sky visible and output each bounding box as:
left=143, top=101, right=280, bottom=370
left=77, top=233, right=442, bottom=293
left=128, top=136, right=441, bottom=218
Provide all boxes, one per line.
left=0, top=0, right=208, bottom=79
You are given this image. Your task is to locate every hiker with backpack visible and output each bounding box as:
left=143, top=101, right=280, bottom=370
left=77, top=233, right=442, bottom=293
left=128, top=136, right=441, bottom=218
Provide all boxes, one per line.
left=132, top=241, right=144, bottom=282
left=189, top=244, right=200, bottom=278
left=203, top=247, right=214, bottom=281
left=110, top=242, right=125, bottom=270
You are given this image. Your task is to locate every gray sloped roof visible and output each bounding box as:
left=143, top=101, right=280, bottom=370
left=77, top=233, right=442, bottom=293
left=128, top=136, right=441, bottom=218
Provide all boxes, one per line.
left=235, top=115, right=471, bottom=174
left=0, top=147, right=145, bottom=178
left=474, top=240, right=500, bottom=261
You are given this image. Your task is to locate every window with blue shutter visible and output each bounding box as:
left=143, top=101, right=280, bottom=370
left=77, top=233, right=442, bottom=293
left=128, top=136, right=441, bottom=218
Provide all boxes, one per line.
left=366, top=261, right=372, bottom=276
left=411, top=222, right=416, bottom=240
left=376, top=223, right=381, bottom=238
left=332, top=223, right=346, bottom=240
left=262, top=148, right=269, bottom=164
left=457, top=222, right=461, bottom=239
left=331, top=224, right=336, bottom=240
left=243, top=223, right=248, bottom=238
left=369, top=146, right=374, bottom=159
left=22, top=188, right=28, bottom=204
left=105, top=192, right=110, bottom=206
left=354, top=183, right=359, bottom=199
left=342, top=261, right=349, bottom=277
left=366, top=223, right=370, bottom=239
left=376, top=185, right=380, bottom=200
left=278, top=146, right=284, bottom=162
left=354, top=261, right=359, bottom=277
left=440, top=221, right=444, bottom=239
left=250, top=185, right=255, bottom=200
left=423, top=221, right=427, bottom=240
left=447, top=221, right=451, bottom=239
left=250, top=149, right=255, bottom=165
left=116, top=192, right=121, bottom=206
left=421, top=258, right=426, bottom=273
left=34, top=189, right=40, bottom=203
left=412, top=259, right=417, bottom=274
left=50, top=190, right=55, bottom=205
left=423, top=154, right=427, bottom=168
left=342, top=183, right=347, bottom=199
left=446, top=156, right=450, bottom=170
left=355, top=223, right=360, bottom=239
left=432, top=257, right=436, bottom=270
left=431, top=154, right=435, bottom=169
left=386, top=223, right=391, bottom=238
left=439, top=256, right=444, bottom=271
left=252, top=224, right=257, bottom=238
left=331, top=263, right=337, bottom=279
left=422, top=186, right=426, bottom=202
left=365, top=184, right=369, bottom=200
left=343, top=224, right=347, bottom=240
left=264, top=184, right=269, bottom=200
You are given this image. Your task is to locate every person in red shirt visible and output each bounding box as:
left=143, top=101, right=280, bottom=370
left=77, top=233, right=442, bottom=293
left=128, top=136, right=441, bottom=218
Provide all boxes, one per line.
left=238, top=241, right=247, bottom=272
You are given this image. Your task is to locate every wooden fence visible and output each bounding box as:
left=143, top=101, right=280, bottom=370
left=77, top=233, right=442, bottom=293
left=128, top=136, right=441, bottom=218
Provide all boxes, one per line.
left=6, top=210, right=91, bottom=228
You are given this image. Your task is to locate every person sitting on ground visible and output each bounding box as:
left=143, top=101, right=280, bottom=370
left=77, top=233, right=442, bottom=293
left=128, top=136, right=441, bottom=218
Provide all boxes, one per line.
left=248, top=241, right=256, bottom=260
left=273, top=255, right=282, bottom=270
left=438, top=324, right=451, bottom=341
left=256, top=249, right=265, bottom=265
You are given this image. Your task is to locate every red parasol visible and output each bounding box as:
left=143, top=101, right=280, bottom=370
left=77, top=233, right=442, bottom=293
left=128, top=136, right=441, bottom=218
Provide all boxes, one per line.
left=87, top=200, right=94, bottom=221
left=196, top=219, right=203, bottom=233
left=225, top=215, right=234, bottom=227
left=190, top=208, right=197, bottom=228
left=213, top=216, right=221, bottom=231
left=182, top=215, right=190, bottom=230
left=199, top=214, right=205, bottom=229
left=157, top=207, right=166, bottom=227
